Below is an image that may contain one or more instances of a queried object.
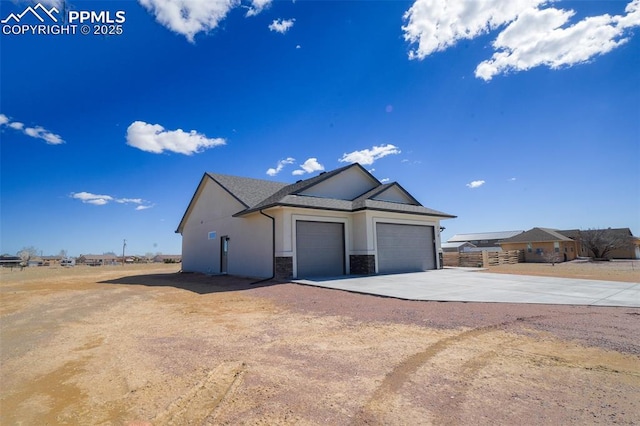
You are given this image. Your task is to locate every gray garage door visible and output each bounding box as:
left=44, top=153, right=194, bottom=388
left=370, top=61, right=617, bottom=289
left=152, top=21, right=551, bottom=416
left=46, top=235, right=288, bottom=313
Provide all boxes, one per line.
left=296, top=221, right=345, bottom=277
left=376, top=223, right=435, bottom=273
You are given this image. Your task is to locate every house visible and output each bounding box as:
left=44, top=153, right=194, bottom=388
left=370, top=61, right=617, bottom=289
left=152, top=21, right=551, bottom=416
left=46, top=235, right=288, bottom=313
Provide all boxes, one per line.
left=558, top=228, right=640, bottom=259
left=500, top=227, right=640, bottom=262
left=77, top=254, right=118, bottom=266
left=153, top=254, right=182, bottom=263
left=176, top=163, right=455, bottom=279
left=0, top=256, right=22, bottom=269
left=447, top=230, right=524, bottom=250
left=499, top=228, right=579, bottom=263
left=441, top=242, right=477, bottom=253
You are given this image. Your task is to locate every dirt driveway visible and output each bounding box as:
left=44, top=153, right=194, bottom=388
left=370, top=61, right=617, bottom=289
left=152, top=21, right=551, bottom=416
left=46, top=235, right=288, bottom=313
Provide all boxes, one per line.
left=1, top=264, right=639, bottom=425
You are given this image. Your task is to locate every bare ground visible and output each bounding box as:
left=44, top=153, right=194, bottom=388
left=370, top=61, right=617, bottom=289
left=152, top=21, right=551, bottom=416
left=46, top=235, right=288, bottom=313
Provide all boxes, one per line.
left=1, top=264, right=639, bottom=425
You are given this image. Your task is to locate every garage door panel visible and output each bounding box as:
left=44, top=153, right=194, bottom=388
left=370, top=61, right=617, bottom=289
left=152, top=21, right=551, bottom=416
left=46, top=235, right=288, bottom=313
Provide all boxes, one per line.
left=377, top=223, right=435, bottom=273
left=296, top=221, right=345, bottom=277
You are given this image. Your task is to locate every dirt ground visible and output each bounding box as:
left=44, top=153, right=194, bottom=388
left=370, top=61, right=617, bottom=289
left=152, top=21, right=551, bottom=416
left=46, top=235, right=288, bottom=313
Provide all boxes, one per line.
left=1, top=263, right=639, bottom=425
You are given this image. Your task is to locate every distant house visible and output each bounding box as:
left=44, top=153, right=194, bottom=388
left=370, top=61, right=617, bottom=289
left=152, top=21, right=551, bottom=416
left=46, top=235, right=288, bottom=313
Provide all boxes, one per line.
left=499, top=228, right=578, bottom=263
left=558, top=228, right=640, bottom=260
left=447, top=230, right=524, bottom=249
left=176, top=163, right=455, bottom=279
left=77, top=254, right=118, bottom=266
left=153, top=254, right=182, bottom=263
left=441, top=242, right=477, bottom=253
left=41, top=255, right=62, bottom=265
left=0, top=256, right=22, bottom=269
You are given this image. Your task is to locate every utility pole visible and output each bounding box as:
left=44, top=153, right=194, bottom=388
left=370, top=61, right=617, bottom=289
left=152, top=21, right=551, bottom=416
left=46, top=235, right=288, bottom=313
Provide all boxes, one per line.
left=122, top=239, right=126, bottom=266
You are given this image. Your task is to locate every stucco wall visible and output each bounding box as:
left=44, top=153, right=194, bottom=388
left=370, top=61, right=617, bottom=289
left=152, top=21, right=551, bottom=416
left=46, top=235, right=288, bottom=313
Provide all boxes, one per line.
left=298, top=166, right=377, bottom=200
left=501, top=241, right=578, bottom=263
left=181, top=179, right=272, bottom=277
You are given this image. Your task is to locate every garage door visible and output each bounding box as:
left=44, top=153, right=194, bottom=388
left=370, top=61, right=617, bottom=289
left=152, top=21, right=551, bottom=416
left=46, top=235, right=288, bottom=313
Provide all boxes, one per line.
left=296, top=221, right=345, bottom=277
left=376, top=223, right=435, bottom=273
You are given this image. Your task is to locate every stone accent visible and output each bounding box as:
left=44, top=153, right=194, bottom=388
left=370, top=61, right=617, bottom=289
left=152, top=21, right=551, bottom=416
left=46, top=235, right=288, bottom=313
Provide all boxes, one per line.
left=274, top=256, right=293, bottom=280
left=349, top=255, right=376, bottom=275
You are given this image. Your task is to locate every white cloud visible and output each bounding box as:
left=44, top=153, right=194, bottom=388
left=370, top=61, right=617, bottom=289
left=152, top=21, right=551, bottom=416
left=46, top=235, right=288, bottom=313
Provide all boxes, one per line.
left=269, top=18, right=295, bottom=34
left=403, top=0, right=542, bottom=59
left=508, top=177, right=517, bottom=181
left=466, top=180, right=486, bottom=189
left=71, top=192, right=114, bottom=205
left=0, top=114, right=64, bottom=145
left=339, top=144, right=401, bottom=165
left=138, top=0, right=237, bottom=43
left=245, top=0, right=272, bottom=17
left=380, top=178, right=390, bottom=183
left=126, top=121, right=225, bottom=155
left=292, top=158, right=324, bottom=175
left=71, top=192, right=152, bottom=210
left=403, top=0, right=640, bottom=80
left=266, top=157, right=295, bottom=176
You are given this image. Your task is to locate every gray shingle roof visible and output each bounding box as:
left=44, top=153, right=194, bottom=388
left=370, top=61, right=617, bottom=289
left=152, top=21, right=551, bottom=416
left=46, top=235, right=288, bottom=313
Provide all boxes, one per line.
left=177, top=164, right=455, bottom=233
left=206, top=173, right=288, bottom=208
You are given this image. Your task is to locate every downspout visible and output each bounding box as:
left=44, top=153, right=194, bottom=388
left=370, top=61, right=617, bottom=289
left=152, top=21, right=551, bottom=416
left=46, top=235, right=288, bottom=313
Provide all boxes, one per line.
left=252, top=209, right=275, bottom=284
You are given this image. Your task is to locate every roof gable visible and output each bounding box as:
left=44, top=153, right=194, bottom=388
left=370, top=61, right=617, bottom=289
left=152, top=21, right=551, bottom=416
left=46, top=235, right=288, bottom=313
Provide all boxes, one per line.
left=176, top=173, right=286, bottom=233
left=368, top=183, right=420, bottom=205
left=297, top=163, right=379, bottom=200
left=499, top=227, right=573, bottom=243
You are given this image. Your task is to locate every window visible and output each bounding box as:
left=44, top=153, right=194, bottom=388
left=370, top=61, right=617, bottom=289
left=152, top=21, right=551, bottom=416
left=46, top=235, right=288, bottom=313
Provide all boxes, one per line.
left=527, top=243, right=532, bottom=253
left=554, top=241, right=560, bottom=253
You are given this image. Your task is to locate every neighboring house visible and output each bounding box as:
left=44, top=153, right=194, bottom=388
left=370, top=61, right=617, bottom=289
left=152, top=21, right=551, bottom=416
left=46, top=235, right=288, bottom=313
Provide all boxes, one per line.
left=447, top=230, right=524, bottom=249
left=499, top=228, right=578, bottom=263
left=42, top=255, right=62, bottom=265
left=558, top=228, right=640, bottom=260
left=153, top=254, right=182, bottom=263
left=77, top=254, right=118, bottom=265
left=0, top=256, right=22, bottom=269
left=176, top=163, right=455, bottom=279
left=441, top=242, right=477, bottom=253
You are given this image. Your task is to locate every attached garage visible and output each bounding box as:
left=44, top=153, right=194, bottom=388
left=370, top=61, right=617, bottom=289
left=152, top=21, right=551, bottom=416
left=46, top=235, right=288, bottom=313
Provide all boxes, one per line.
left=296, top=221, right=345, bottom=277
left=376, top=223, right=435, bottom=273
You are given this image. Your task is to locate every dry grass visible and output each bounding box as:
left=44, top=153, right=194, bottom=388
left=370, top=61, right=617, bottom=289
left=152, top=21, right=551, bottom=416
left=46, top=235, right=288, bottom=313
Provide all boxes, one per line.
left=484, top=259, right=640, bottom=283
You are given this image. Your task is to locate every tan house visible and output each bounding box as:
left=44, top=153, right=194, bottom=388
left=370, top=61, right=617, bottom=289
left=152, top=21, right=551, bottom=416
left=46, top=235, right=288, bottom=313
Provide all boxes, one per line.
left=500, top=227, right=640, bottom=262
left=499, top=228, right=579, bottom=263
left=558, top=228, right=640, bottom=260
left=176, top=163, right=455, bottom=279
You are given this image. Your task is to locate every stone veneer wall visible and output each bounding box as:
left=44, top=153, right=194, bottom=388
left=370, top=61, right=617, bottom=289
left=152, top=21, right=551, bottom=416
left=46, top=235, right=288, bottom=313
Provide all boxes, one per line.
left=349, top=255, right=376, bottom=275
left=274, top=256, right=293, bottom=280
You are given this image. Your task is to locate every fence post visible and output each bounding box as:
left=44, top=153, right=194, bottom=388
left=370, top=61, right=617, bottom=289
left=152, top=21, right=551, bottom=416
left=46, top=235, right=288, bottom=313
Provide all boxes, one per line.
left=482, top=251, right=489, bottom=267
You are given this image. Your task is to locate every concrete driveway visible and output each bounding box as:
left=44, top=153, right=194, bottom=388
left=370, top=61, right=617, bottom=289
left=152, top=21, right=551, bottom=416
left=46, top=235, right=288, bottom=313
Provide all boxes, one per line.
left=293, top=268, right=640, bottom=307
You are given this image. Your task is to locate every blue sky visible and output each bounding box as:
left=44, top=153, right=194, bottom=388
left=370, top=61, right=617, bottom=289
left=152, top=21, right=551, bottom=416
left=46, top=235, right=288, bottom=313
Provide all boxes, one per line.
left=1, top=0, right=639, bottom=257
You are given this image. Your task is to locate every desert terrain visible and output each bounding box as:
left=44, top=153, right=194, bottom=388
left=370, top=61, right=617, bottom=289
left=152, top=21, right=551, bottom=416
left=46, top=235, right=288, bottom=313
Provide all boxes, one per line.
left=1, top=263, right=639, bottom=425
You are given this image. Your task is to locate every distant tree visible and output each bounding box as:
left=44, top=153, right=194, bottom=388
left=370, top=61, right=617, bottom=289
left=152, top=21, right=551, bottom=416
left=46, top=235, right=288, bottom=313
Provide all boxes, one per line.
left=578, top=229, right=633, bottom=260
left=103, top=251, right=117, bottom=256
left=18, top=246, right=38, bottom=260
left=542, top=249, right=560, bottom=266
left=17, top=246, right=38, bottom=263
left=58, top=249, right=68, bottom=258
